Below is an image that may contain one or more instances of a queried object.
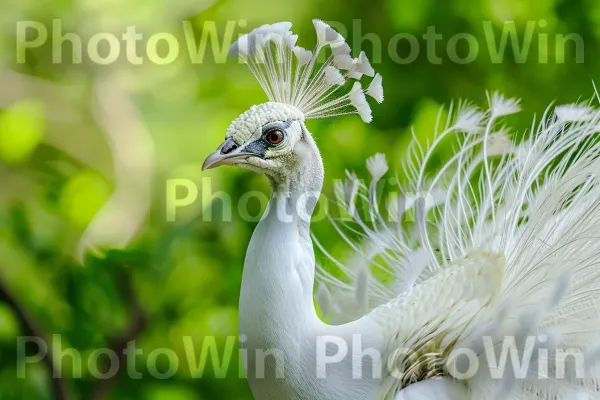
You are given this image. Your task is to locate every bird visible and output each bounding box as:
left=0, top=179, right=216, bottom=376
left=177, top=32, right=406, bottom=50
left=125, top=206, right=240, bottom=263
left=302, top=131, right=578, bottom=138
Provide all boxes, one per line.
left=202, top=19, right=600, bottom=399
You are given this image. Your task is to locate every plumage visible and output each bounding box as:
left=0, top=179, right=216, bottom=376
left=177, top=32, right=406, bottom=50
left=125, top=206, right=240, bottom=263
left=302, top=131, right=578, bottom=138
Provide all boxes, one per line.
left=204, top=19, right=600, bottom=400
left=356, top=51, right=376, bottom=77
left=367, top=73, right=384, bottom=103
left=334, top=53, right=355, bottom=70
left=313, top=18, right=345, bottom=47
left=393, top=379, right=468, bottom=399
left=228, top=20, right=381, bottom=121
left=331, top=41, right=352, bottom=55
left=350, top=82, right=373, bottom=123
left=293, top=46, right=312, bottom=66
left=324, top=66, right=346, bottom=86
left=366, top=152, right=388, bottom=182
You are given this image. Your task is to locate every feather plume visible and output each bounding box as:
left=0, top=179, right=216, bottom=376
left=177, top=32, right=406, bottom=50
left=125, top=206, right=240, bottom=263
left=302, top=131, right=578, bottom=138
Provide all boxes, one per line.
left=367, top=73, right=384, bottom=103
left=486, top=131, right=514, bottom=156
left=293, top=46, right=312, bottom=66
left=229, top=20, right=383, bottom=122
left=285, top=34, right=299, bottom=48
left=366, top=153, right=388, bottom=182
left=355, top=264, right=370, bottom=311
left=555, top=103, right=596, bottom=122
left=334, top=171, right=360, bottom=215
left=334, top=54, right=354, bottom=70
left=347, top=70, right=363, bottom=80
left=349, top=82, right=372, bottom=123
left=270, top=21, right=292, bottom=34
left=324, top=66, right=346, bottom=86
left=317, top=91, right=600, bottom=398
left=355, top=51, right=375, bottom=77
left=313, top=19, right=344, bottom=46
left=331, top=41, right=351, bottom=55
left=454, top=106, right=484, bottom=133
left=488, top=91, right=521, bottom=116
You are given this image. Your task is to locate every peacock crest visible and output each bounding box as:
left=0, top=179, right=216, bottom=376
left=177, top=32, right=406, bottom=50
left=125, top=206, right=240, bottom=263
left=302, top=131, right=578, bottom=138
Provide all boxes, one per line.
left=229, top=20, right=383, bottom=122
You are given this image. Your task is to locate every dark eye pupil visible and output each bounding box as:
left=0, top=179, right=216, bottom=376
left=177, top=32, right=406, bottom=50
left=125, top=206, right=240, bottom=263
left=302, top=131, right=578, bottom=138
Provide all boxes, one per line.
left=267, top=130, right=282, bottom=144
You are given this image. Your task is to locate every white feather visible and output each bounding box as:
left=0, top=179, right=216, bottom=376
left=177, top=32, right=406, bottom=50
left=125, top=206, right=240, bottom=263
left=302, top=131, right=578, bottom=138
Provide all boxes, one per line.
left=270, top=21, right=292, bottom=35
left=331, top=41, right=351, bottom=55
left=285, top=33, right=299, bottom=48
left=347, top=70, right=363, bottom=80
left=334, top=171, right=360, bottom=214
left=313, top=19, right=344, bottom=47
left=334, top=54, right=354, bottom=70
left=555, top=103, right=597, bottom=122
left=355, top=264, right=370, bottom=311
left=318, top=92, right=600, bottom=399
left=394, top=378, right=468, bottom=400
left=230, top=19, right=383, bottom=122
left=230, top=33, right=249, bottom=55
left=486, top=131, right=513, bottom=156
left=454, top=106, right=484, bottom=133
left=324, top=66, right=346, bottom=86
left=367, top=73, right=384, bottom=103
left=366, top=153, right=388, bottom=182
left=350, top=82, right=372, bottom=123
left=293, top=46, right=313, bottom=66
left=488, top=91, right=521, bottom=116
left=355, top=51, right=375, bottom=77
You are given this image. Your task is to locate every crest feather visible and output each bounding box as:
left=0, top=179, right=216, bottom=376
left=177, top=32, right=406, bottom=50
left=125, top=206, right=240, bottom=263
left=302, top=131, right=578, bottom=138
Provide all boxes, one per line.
left=350, top=82, right=373, bottom=123
left=367, top=73, right=384, bottom=103
left=356, top=51, right=375, bottom=77
left=229, top=20, right=384, bottom=122
left=325, top=66, right=346, bottom=86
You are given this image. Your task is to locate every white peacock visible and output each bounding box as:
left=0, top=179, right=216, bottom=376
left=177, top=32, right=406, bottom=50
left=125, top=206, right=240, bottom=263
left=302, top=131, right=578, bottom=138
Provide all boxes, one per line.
left=203, top=19, right=600, bottom=400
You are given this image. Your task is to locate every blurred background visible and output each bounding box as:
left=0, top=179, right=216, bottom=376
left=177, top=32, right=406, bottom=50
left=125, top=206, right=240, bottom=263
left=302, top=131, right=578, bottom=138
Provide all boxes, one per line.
left=0, top=0, right=598, bottom=398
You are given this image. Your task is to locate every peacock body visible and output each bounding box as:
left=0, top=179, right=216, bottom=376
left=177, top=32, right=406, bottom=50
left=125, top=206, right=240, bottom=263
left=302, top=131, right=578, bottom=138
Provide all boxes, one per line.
left=203, top=19, right=600, bottom=400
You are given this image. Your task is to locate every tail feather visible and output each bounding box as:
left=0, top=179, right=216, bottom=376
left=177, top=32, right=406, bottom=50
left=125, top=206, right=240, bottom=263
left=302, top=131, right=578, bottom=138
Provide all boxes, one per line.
left=315, top=91, right=600, bottom=397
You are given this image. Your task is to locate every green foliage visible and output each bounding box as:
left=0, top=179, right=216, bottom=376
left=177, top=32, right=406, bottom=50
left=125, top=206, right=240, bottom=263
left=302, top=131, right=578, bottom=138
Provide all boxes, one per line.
left=0, top=100, right=45, bottom=164
left=1, top=0, right=598, bottom=399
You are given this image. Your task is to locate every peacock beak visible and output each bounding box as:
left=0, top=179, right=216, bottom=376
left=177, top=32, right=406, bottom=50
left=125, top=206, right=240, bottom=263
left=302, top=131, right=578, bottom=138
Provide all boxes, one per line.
left=202, top=138, right=253, bottom=170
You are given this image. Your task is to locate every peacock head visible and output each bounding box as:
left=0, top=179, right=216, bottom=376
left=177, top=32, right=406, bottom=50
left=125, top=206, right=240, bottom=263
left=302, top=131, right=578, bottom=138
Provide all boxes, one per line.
left=202, top=20, right=383, bottom=180
left=202, top=102, right=309, bottom=178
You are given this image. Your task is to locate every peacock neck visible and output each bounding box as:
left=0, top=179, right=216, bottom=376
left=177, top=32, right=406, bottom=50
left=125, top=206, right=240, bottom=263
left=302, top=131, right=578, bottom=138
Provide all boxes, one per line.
left=268, top=132, right=325, bottom=223
left=238, top=133, right=383, bottom=399
left=239, top=134, right=325, bottom=389
left=266, top=161, right=323, bottom=245
left=240, top=134, right=324, bottom=314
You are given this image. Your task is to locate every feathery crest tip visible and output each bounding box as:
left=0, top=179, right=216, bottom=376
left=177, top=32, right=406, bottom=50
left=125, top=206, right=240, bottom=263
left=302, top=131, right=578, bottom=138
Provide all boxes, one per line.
left=229, top=19, right=384, bottom=122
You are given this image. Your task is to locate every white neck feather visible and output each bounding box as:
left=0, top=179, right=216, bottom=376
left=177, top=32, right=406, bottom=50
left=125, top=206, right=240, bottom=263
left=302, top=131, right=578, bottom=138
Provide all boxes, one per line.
left=239, top=132, right=383, bottom=400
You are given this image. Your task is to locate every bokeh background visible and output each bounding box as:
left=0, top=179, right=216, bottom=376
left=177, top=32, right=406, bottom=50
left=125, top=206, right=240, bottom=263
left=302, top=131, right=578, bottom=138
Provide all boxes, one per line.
left=0, top=0, right=598, bottom=398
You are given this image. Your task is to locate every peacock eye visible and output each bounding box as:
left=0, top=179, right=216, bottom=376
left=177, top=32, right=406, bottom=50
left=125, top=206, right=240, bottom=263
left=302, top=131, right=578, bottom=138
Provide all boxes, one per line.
left=265, top=129, right=284, bottom=145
